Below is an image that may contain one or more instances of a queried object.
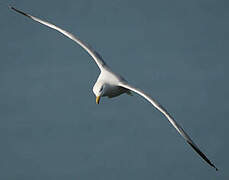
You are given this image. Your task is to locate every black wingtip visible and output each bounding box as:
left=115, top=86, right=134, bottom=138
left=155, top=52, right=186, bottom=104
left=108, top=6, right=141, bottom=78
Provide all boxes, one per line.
left=9, top=5, right=16, bottom=11
left=207, top=159, right=218, bottom=171
left=186, top=141, right=218, bottom=171
left=9, top=6, right=31, bottom=18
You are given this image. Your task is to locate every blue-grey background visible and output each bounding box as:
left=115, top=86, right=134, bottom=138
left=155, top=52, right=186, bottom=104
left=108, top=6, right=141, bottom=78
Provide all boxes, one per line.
left=1, top=0, right=228, bottom=179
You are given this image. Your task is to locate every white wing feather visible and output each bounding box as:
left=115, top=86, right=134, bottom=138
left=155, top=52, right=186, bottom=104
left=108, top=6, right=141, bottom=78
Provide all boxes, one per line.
left=119, top=82, right=218, bottom=171
left=10, top=6, right=107, bottom=70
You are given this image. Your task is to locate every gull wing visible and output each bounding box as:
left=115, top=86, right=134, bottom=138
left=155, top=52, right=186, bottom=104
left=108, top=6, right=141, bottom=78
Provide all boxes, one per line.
left=10, top=6, right=107, bottom=71
left=119, top=82, right=218, bottom=171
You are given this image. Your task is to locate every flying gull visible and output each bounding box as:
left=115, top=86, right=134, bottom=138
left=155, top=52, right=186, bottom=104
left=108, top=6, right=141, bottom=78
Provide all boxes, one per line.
left=10, top=6, right=218, bottom=171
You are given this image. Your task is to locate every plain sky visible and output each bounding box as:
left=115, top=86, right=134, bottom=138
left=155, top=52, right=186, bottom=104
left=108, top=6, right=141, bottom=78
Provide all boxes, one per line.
left=1, top=0, right=228, bottom=179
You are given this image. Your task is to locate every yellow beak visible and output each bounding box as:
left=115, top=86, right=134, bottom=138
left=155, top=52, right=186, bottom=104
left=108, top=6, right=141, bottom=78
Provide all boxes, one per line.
left=96, top=96, right=101, bottom=104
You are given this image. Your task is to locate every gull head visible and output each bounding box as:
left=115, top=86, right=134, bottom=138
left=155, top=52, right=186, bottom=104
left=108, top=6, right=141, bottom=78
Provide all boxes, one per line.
left=93, top=81, right=106, bottom=104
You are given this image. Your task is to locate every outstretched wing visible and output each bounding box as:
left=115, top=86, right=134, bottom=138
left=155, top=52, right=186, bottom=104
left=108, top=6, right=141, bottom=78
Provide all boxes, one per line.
left=10, top=6, right=107, bottom=71
left=119, top=82, right=218, bottom=171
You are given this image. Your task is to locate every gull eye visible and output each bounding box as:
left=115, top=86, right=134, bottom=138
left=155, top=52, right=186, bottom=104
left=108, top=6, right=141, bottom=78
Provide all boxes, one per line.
left=99, top=86, right=103, bottom=92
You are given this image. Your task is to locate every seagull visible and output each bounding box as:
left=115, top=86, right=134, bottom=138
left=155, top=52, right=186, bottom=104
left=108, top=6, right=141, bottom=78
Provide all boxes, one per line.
left=10, top=6, right=218, bottom=171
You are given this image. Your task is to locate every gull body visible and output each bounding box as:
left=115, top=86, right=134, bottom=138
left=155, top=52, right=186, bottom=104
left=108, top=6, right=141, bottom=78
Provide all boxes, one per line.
left=93, top=68, right=130, bottom=102
left=10, top=6, right=218, bottom=170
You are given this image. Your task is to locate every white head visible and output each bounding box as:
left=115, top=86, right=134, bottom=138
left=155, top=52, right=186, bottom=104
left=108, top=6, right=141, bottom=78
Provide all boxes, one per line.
left=93, top=81, right=105, bottom=104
